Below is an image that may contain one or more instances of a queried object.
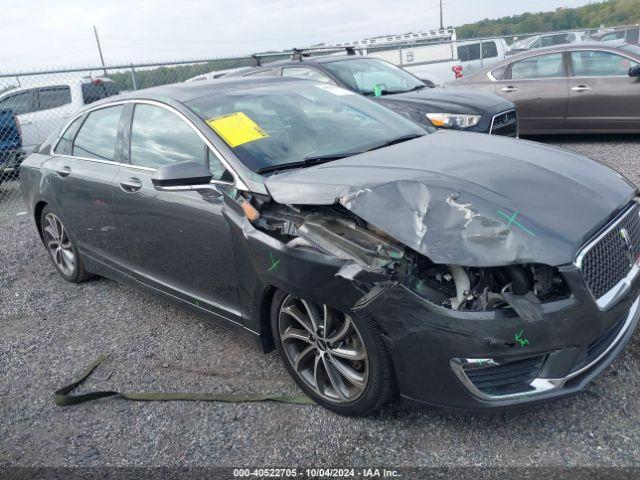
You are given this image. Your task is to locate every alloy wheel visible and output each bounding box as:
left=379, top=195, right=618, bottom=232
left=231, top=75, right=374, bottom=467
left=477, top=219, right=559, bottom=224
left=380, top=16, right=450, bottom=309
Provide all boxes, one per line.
left=278, top=295, right=369, bottom=403
left=43, top=212, right=76, bottom=277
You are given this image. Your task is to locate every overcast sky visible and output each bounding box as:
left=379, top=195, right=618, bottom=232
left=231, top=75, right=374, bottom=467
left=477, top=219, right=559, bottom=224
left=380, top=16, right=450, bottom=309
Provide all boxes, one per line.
left=1, top=0, right=599, bottom=71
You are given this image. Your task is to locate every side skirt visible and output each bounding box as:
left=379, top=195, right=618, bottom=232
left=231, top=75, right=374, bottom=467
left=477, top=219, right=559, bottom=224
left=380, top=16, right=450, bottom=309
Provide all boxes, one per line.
left=81, top=252, right=265, bottom=352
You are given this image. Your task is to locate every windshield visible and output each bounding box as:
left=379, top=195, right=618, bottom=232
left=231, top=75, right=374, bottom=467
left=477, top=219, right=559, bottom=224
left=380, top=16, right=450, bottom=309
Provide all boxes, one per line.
left=322, top=58, right=425, bottom=95
left=187, top=82, right=427, bottom=173
left=511, top=36, right=538, bottom=50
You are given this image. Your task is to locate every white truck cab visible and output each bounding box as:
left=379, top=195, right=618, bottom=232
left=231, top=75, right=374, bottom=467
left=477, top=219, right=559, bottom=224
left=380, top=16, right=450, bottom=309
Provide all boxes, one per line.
left=368, top=37, right=510, bottom=86
left=0, top=77, right=118, bottom=151
left=329, top=30, right=510, bottom=86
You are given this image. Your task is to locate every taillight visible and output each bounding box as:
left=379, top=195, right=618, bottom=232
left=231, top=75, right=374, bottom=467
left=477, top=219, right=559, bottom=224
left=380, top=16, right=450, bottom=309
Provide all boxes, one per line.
left=452, top=65, right=463, bottom=79
left=92, top=78, right=103, bottom=86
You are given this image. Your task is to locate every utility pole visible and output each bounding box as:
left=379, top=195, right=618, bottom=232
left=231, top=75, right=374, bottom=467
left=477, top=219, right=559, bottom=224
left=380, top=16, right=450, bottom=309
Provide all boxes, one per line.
left=439, top=0, right=444, bottom=29
left=93, top=25, right=107, bottom=75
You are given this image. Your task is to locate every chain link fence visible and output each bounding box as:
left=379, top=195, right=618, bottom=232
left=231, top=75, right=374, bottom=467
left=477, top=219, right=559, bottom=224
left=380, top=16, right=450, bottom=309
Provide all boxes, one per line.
left=0, top=54, right=291, bottom=222
left=1, top=24, right=636, bottom=223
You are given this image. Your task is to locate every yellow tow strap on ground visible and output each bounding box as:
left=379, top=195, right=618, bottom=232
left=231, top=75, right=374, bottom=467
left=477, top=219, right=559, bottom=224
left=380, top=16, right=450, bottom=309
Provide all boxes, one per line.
left=54, top=354, right=316, bottom=407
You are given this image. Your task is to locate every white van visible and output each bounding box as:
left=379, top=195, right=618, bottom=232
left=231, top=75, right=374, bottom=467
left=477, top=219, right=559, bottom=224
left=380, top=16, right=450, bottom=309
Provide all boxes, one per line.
left=0, top=77, right=119, bottom=151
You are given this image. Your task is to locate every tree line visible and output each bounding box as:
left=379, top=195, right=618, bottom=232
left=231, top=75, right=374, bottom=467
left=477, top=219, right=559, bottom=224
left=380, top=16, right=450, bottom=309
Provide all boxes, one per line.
left=456, top=0, right=640, bottom=39
left=108, top=0, right=640, bottom=92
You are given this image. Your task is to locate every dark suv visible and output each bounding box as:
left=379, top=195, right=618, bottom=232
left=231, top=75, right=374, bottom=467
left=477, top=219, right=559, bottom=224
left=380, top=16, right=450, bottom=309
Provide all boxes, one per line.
left=225, top=52, right=518, bottom=136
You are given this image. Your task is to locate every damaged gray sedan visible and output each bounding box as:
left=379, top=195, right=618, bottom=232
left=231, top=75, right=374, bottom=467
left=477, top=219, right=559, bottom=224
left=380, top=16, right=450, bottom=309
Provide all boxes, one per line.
left=20, top=77, right=640, bottom=415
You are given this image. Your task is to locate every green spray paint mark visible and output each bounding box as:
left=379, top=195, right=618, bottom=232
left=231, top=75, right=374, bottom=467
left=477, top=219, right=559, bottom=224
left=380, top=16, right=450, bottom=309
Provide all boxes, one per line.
left=194, top=299, right=201, bottom=307
left=373, top=84, right=383, bottom=97
left=515, top=329, right=530, bottom=347
left=497, top=210, right=536, bottom=236
left=267, top=252, right=281, bottom=272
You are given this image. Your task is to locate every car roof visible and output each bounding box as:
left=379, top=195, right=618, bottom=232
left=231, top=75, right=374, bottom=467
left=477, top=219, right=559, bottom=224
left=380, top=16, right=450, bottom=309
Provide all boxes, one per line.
left=591, top=28, right=627, bottom=36
left=90, top=76, right=306, bottom=106
left=504, top=40, right=633, bottom=62
left=258, top=54, right=372, bottom=69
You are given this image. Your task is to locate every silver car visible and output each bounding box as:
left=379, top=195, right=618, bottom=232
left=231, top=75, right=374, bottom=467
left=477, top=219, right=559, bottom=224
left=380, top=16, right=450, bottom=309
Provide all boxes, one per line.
left=448, top=42, right=640, bottom=135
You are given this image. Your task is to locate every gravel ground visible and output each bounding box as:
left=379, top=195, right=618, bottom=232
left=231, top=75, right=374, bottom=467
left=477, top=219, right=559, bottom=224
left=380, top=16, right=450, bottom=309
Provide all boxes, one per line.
left=1, top=136, right=640, bottom=472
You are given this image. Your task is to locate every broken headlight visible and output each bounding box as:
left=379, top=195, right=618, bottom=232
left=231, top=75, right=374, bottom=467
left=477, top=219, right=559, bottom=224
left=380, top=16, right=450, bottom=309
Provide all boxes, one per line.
left=409, top=259, right=571, bottom=311
left=426, top=113, right=481, bottom=129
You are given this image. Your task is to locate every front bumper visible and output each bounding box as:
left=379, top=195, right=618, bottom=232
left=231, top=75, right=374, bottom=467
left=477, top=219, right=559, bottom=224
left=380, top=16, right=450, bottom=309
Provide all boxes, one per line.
left=360, top=266, right=640, bottom=410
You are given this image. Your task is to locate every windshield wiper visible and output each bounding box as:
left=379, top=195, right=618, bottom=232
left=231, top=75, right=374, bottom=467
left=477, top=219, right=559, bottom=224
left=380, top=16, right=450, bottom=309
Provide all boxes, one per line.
left=363, top=133, right=425, bottom=152
left=365, top=85, right=427, bottom=96
left=256, top=134, right=424, bottom=175
left=387, top=85, right=428, bottom=94
left=256, top=153, right=356, bottom=175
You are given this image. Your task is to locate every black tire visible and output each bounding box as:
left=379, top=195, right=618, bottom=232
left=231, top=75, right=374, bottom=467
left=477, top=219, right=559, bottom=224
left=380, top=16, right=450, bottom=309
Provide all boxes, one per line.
left=270, top=289, right=396, bottom=416
left=40, top=205, right=91, bottom=283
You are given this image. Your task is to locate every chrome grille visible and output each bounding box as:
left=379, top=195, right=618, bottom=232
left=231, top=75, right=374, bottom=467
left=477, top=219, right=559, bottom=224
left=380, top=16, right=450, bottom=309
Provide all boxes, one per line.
left=490, top=109, right=518, bottom=137
left=579, top=202, right=640, bottom=302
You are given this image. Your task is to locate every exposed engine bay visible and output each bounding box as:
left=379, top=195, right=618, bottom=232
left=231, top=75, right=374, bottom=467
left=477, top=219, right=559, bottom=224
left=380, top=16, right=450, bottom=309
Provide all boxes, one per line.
left=244, top=193, right=571, bottom=312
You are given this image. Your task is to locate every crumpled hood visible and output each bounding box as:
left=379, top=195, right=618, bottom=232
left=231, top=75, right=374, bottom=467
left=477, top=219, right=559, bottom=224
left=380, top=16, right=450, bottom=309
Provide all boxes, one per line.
left=265, top=131, right=637, bottom=267
left=375, top=88, right=513, bottom=115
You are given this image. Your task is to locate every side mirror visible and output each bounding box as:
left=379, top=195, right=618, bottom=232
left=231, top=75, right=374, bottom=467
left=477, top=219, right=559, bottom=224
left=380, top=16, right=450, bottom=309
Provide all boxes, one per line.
left=629, top=65, right=640, bottom=77
left=419, top=79, right=436, bottom=88
left=151, top=161, right=213, bottom=189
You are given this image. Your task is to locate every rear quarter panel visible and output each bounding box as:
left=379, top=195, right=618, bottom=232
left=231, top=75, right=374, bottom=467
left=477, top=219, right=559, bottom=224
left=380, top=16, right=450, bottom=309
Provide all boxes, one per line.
left=19, top=152, right=57, bottom=230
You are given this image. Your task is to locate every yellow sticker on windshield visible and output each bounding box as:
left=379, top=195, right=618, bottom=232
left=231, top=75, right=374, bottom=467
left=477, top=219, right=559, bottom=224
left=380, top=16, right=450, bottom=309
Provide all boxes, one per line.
left=205, top=112, right=269, bottom=148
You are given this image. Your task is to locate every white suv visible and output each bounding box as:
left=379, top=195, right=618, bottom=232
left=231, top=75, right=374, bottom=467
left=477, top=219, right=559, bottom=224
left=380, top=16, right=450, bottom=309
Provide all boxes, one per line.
left=0, top=77, right=119, bottom=151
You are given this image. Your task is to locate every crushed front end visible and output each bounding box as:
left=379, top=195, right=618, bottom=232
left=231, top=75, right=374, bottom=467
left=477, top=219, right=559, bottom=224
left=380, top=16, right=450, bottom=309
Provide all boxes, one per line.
left=224, top=179, right=640, bottom=409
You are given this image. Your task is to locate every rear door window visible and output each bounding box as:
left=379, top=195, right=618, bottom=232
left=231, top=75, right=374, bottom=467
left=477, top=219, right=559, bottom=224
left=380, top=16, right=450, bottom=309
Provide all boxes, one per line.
left=72, top=105, right=123, bottom=161
left=81, top=81, right=119, bottom=105
left=508, top=53, right=565, bottom=79
left=490, top=65, right=508, bottom=80
left=37, top=86, right=71, bottom=111
left=55, top=116, right=84, bottom=155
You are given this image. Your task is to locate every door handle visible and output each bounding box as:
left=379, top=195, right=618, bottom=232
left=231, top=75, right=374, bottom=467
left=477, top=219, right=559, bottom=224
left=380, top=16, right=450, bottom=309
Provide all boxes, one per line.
left=56, top=166, right=71, bottom=178
left=20, top=119, right=33, bottom=125
left=119, top=177, right=143, bottom=192
left=501, top=86, right=518, bottom=93
left=571, top=85, right=592, bottom=92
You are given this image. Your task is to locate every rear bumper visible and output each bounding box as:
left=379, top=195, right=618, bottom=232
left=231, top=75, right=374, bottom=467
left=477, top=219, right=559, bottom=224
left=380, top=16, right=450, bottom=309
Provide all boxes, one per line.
left=361, top=266, right=640, bottom=411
